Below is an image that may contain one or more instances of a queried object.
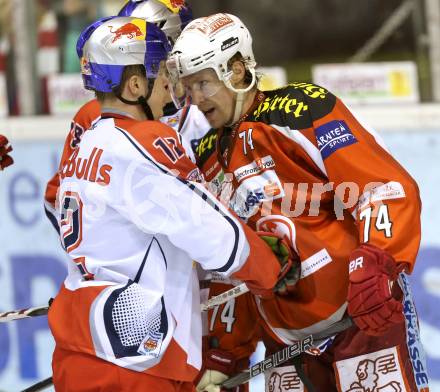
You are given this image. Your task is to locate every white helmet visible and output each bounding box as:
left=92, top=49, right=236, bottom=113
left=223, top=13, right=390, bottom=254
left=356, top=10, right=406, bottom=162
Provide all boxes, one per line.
left=166, top=13, right=257, bottom=93
left=118, top=0, right=193, bottom=45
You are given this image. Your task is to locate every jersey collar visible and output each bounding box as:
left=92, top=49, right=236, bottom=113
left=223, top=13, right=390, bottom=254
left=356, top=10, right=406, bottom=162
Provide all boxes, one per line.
left=100, top=107, right=137, bottom=120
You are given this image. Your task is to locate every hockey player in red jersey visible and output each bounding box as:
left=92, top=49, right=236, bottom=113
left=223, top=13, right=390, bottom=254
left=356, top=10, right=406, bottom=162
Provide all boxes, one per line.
left=168, top=13, right=430, bottom=392
left=0, top=134, right=13, bottom=170
left=48, top=15, right=299, bottom=392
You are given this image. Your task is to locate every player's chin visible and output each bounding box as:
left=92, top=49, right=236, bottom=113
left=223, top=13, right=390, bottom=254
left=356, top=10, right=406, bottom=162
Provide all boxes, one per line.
left=205, top=110, right=226, bottom=129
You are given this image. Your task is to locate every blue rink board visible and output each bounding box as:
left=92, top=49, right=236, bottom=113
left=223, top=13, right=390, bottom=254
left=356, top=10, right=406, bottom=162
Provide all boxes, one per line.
left=0, top=130, right=439, bottom=391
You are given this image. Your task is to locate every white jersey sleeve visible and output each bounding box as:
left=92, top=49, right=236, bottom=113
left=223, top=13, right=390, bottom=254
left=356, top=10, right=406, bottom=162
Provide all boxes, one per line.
left=113, top=133, right=249, bottom=274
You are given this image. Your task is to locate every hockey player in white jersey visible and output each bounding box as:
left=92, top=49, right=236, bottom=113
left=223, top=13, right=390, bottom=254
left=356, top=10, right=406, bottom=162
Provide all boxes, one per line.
left=48, top=16, right=292, bottom=392
left=118, top=0, right=211, bottom=162
left=44, top=0, right=210, bottom=223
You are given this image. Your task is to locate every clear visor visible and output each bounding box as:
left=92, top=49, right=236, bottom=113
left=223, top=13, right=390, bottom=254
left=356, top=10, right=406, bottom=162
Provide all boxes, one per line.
left=169, top=76, right=189, bottom=109
left=166, top=57, right=224, bottom=109
left=170, top=79, right=224, bottom=109
left=166, top=56, right=187, bottom=109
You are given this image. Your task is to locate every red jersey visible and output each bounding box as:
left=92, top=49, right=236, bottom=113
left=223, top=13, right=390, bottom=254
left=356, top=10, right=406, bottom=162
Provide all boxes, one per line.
left=196, top=129, right=263, bottom=371
left=196, top=83, right=421, bottom=345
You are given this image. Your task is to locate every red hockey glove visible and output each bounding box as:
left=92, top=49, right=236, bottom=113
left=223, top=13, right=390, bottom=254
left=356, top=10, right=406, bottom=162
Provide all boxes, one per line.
left=347, top=243, right=404, bottom=336
left=257, top=231, right=301, bottom=296
left=0, top=135, right=13, bottom=170
left=196, top=349, right=238, bottom=392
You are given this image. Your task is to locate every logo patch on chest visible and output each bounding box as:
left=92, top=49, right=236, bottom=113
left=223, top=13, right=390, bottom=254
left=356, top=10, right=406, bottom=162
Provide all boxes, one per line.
left=234, top=155, right=275, bottom=183
left=231, top=171, right=284, bottom=219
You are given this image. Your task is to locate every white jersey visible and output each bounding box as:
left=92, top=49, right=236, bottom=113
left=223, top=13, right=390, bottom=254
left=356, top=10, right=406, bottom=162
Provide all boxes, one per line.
left=161, top=104, right=211, bottom=163
left=45, top=102, right=210, bottom=234
left=48, top=111, right=280, bottom=382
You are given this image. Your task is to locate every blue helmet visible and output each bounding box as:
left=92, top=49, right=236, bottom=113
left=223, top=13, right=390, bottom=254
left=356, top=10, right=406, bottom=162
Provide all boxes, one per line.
left=118, top=0, right=193, bottom=45
left=76, top=16, right=171, bottom=93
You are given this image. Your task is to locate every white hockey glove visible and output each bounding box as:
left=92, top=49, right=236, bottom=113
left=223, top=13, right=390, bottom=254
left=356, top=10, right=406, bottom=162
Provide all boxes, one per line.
left=196, top=349, right=237, bottom=392
left=196, top=370, right=228, bottom=392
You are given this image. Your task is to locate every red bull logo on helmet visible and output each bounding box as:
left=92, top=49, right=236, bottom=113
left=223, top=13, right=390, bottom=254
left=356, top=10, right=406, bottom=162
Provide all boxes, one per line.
left=109, top=19, right=146, bottom=43
left=159, top=0, right=186, bottom=13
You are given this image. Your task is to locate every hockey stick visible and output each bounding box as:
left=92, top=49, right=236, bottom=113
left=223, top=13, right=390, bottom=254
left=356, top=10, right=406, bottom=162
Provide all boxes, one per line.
left=221, top=316, right=354, bottom=389
left=21, top=376, right=53, bottom=392
left=0, top=281, right=246, bottom=322
left=17, top=283, right=243, bottom=392
left=0, top=305, right=50, bottom=323
left=201, top=282, right=249, bottom=311
left=0, top=280, right=246, bottom=323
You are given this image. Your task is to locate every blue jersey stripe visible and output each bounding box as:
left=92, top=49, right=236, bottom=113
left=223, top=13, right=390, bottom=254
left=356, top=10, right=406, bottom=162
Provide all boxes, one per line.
left=115, top=125, right=241, bottom=274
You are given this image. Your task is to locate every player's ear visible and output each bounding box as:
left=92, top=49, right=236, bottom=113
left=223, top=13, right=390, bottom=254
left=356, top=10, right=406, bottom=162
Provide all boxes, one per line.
left=126, top=74, right=145, bottom=98
left=230, top=60, right=246, bottom=88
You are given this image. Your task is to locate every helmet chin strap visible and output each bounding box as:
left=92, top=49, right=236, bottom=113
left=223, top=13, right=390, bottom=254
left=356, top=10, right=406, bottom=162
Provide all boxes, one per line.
left=224, top=68, right=257, bottom=127
left=114, top=78, right=155, bottom=120
left=229, top=91, right=245, bottom=126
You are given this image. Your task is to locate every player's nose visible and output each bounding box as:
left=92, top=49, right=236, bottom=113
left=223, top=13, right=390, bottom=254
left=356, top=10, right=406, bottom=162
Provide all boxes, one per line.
left=190, top=89, right=205, bottom=106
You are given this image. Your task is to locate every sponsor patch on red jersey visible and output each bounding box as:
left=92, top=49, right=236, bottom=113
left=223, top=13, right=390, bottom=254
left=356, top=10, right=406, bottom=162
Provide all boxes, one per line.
left=233, top=155, right=275, bottom=183
left=315, top=120, right=357, bottom=159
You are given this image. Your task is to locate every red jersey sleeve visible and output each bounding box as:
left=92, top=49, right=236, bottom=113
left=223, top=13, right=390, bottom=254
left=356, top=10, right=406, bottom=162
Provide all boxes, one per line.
left=311, top=98, right=421, bottom=271
left=44, top=100, right=101, bottom=229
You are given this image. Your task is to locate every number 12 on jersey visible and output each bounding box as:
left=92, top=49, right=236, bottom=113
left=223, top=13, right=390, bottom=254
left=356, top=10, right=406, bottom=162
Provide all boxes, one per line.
left=153, top=136, right=184, bottom=163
